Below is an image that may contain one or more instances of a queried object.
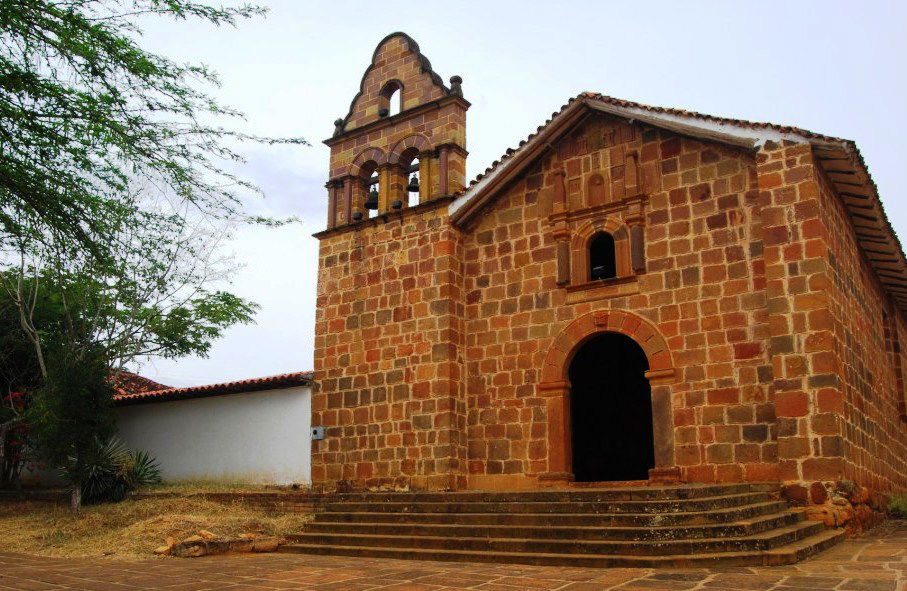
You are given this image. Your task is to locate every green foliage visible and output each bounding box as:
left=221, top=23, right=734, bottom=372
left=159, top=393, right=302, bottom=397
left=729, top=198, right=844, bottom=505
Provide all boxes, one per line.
left=0, top=1, right=286, bottom=506
left=889, top=494, right=907, bottom=518
left=25, top=346, right=116, bottom=473
left=0, top=267, right=257, bottom=366
left=0, top=274, right=64, bottom=392
left=73, top=437, right=161, bottom=504
left=77, top=437, right=131, bottom=504
left=0, top=0, right=305, bottom=262
left=0, top=265, right=251, bottom=493
left=125, top=449, right=162, bottom=490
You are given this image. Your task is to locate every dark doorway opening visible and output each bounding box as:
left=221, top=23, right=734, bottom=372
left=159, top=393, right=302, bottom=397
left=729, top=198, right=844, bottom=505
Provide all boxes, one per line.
left=569, top=332, right=655, bottom=482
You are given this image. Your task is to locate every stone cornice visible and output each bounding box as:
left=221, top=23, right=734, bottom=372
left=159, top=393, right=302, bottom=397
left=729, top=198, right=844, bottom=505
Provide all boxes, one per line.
left=324, top=95, right=471, bottom=147
left=312, top=195, right=454, bottom=239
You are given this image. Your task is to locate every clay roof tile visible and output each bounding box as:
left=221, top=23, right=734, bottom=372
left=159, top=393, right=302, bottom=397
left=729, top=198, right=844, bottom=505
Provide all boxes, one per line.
left=112, top=371, right=314, bottom=406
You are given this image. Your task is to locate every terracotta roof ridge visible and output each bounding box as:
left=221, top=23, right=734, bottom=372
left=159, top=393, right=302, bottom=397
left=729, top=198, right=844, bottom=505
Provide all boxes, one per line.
left=112, top=370, right=314, bottom=405
left=450, top=91, right=859, bottom=205
left=110, top=370, right=170, bottom=396
left=580, top=92, right=850, bottom=144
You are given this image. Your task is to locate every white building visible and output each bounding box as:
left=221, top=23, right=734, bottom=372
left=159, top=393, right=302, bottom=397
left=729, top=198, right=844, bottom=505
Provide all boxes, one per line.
left=112, top=372, right=313, bottom=485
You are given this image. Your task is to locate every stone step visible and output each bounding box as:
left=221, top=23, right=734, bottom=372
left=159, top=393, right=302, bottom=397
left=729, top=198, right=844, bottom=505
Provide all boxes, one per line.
left=282, top=528, right=845, bottom=568
left=290, top=484, right=842, bottom=568
left=312, top=500, right=790, bottom=527
left=300, top=510, right=803, bottom=541
left=328, top=483, right=777, bottom=503
left=291, top=520, right=823, bottom=556
left=322, top=491, right=773, bottom=515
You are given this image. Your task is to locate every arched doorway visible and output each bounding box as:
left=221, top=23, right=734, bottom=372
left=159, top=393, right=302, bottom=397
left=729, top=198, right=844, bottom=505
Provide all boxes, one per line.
left=568, top=332, right=655, bottom=482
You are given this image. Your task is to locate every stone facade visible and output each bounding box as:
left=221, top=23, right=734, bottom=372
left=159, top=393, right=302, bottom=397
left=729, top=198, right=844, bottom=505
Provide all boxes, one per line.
left=312, top=33, right=907, bottom=509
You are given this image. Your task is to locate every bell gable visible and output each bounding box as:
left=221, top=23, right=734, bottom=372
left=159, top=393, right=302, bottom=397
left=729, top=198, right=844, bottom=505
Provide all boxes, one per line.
left=337, top=32, right=452, bottom=134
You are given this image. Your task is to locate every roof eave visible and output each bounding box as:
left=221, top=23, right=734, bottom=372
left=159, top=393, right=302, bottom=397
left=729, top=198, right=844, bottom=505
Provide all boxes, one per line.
left=112, top=372, right=313, bottom=407
left=450, top=96, right=851, bottom=228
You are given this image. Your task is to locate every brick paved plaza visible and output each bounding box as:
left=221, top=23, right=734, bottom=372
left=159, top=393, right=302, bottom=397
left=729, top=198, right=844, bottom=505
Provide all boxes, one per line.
left=0, top=521, right=904, bottom=591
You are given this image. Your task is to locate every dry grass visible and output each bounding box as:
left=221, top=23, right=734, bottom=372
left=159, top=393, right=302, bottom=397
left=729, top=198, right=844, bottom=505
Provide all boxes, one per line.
left=144, top=478, right=311, bottom=495
left=0, top=496, right=311, bottom=558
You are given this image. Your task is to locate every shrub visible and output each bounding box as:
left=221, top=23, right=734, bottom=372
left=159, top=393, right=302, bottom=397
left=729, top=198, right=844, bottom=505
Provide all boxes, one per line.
left=124, top=449, right=163, bottom=491
left=889, top=494, right=907, bottom=519
left=64, top=437, right=162, bottom=504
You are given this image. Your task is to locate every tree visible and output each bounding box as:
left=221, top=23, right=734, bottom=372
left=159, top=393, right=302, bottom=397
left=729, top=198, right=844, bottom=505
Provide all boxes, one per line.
left=0, top=0, right=304, bottom=263
left=0, top=264, right=57, bottom=489
left=0, top=1, right=299, bottom=510
left=0, top=390, right=27, bottom=488
left=0, top=224, right=257, bottom=506
left=26, top=345, right=116, bottom=512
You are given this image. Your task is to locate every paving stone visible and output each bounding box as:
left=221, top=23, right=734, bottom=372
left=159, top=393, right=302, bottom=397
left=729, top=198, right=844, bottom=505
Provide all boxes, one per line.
left=0, top=523, right=906, bottom=590
left=777, top=575, right=844, bottom=588
left=840, top=580, right=898, bottom=591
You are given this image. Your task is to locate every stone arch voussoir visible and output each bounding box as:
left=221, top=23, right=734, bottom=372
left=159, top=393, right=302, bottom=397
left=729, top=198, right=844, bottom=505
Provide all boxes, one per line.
left=388, top=134, right=431, bottom=164
left=350, top=147, right=387, bottom=178
left=540, top=309, right=675, bottom=385
left=538, top=309, right=679, bottom=485
left=570, top=217, right=627, bottom=254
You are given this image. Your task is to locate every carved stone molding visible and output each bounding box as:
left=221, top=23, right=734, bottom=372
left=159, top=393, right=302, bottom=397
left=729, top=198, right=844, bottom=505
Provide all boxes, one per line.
left=537, top=310, right=679, bottom=486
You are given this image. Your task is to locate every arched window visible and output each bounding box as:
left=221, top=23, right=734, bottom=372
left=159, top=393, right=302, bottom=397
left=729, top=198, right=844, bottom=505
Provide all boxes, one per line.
left=407, top=156, right=420, bottom=207
left=379, top=80, right=403, bottom=117
left=388, top=87, right=402, bottom=116
left=589, top=232, right=616, bottom=280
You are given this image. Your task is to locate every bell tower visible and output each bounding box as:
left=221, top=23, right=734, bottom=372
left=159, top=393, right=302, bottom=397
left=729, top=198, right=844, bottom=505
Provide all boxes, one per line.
left=312, top=33, right=470, bottom=491
left=322, top=32, right=469, bottom=228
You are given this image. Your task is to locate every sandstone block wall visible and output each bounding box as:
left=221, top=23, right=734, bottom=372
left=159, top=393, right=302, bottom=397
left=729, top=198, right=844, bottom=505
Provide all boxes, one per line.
left=312, top=203, right=467, bottom=490
left=757, top=141, right=907, bottom=513
left=818, top=155, right=907, bottom=496
left=461, top=115, right=778, bottom=489
left=313, top=34, right=907, bottom=500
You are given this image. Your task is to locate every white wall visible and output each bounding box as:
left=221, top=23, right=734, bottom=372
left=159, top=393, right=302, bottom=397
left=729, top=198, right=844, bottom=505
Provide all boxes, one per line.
left=114, top=386, right=311, bottom=485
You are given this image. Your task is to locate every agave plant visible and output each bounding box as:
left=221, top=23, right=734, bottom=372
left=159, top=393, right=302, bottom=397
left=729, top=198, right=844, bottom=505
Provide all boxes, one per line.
left=81, top=437, right=130, bottom=503
left=124, top=449, right=162, bottom=490
left=62, top=437, right=161, bottom=504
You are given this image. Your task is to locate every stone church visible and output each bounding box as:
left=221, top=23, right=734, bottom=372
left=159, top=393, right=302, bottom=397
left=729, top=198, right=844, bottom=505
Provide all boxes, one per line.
left=311, top=33, right=907, bottom=507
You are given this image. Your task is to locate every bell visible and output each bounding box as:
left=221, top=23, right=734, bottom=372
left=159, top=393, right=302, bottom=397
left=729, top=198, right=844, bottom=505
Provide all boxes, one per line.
left=364, top=186, right=379, bottom=210
left=407, top=174, right=420, bottom=193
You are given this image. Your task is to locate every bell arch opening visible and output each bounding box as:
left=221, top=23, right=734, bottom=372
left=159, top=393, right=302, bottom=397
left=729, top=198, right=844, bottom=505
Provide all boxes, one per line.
left=358, top=161, right=380, bottom=219
left=568, top=332, right=655, bottom=482
left=379, top=80, right=403, bottom=117
left=399, top=146, right=421, bottom=208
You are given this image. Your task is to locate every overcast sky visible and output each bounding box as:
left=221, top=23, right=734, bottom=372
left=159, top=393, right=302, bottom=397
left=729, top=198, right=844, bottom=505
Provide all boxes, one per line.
left=135, top=0, right=907, bottom=386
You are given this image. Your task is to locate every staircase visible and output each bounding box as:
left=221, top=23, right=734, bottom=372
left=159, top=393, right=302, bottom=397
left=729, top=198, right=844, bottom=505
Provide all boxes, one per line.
left=284, top=483, right=844, bottom=567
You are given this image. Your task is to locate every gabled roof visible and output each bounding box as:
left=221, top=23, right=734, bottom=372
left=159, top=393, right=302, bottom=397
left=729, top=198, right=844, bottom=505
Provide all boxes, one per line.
left=112, top=371, right=313, bottom=406
left=449, top=93, right=907, bottom=311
